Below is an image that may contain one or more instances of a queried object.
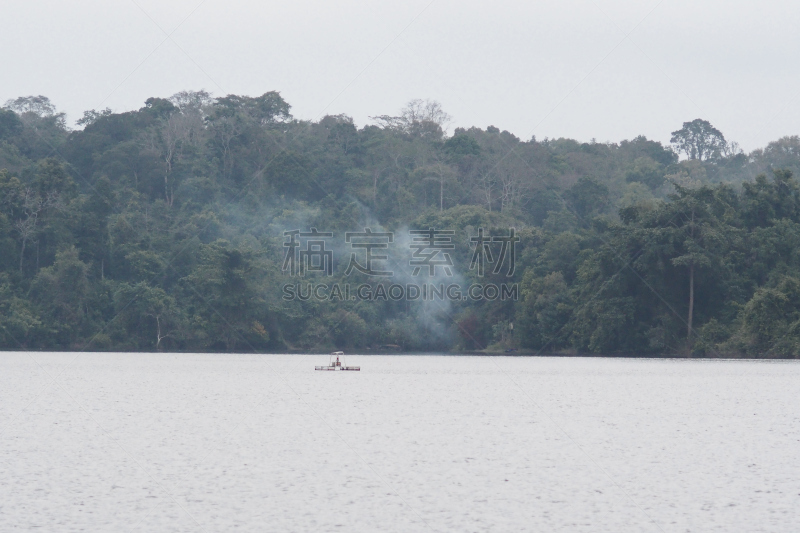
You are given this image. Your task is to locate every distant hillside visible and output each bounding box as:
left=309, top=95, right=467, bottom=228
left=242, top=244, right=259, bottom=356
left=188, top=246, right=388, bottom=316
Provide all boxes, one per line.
left=2, top=92, right=800, bottom=357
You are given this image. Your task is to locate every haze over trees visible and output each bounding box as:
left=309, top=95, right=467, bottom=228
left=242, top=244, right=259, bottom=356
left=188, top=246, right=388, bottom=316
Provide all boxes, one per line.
left=2, top=91, right=800, bottom=356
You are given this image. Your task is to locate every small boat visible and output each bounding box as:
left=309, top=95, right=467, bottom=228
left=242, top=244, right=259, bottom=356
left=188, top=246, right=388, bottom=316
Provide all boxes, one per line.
left=315, top=353, right=360, bottom=371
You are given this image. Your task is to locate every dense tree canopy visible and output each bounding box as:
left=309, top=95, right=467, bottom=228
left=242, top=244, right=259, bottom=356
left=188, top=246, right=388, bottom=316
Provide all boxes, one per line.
left=1, top=92, right=800, bottom=356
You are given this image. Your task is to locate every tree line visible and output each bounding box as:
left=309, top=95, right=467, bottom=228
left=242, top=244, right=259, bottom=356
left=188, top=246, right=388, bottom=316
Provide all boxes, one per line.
left=1, top=91, right=800, bottom=356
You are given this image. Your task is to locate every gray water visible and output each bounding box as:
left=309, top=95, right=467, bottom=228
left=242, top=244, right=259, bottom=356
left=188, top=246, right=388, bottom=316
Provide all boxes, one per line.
left=1, top=353, right=798, bottom=532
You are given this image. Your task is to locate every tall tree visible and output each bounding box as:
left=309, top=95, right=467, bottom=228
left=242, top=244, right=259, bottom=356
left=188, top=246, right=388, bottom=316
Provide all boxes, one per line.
left=670, top=119, right=727, bottom=161
left=661, top=185, right=724, bottom=351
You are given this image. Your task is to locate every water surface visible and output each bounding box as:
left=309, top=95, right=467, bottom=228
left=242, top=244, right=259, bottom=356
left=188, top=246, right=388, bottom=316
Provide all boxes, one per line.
left=1, top=353, right=798, bottom=532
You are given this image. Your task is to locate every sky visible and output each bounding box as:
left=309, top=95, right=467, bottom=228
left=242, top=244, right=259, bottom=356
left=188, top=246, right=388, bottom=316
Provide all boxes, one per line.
left=3, top=0, right=799, bottom=152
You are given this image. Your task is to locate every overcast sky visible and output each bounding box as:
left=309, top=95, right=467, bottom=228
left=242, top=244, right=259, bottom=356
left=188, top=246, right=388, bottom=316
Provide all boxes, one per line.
left=3, top=0, right=799, bottom=151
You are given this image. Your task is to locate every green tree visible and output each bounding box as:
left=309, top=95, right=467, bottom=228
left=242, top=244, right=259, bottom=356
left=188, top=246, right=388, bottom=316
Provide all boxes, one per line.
left=114, top=282, right=183, bottom=350
left=565, top=177, right=609, bottom=220
left=181, top=240, right=273, bottom=351
left=670, top=119, right=727, bottom=161
left=30, top=247, right=91, bottom=347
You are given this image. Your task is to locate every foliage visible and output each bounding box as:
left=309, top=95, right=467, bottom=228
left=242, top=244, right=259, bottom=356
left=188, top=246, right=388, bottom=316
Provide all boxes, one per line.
left=670, top=119, right=727, bottom=161
left=1, top=92, right=800, bottom=356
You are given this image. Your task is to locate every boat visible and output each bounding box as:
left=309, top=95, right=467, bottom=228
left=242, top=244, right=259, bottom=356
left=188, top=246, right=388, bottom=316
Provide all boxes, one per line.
left=315, top=353, right=360, bottom=371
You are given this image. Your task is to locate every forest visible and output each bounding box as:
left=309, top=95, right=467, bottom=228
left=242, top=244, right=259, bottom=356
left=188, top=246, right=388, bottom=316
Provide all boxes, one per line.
left=2, top=91, right=800, bottom=357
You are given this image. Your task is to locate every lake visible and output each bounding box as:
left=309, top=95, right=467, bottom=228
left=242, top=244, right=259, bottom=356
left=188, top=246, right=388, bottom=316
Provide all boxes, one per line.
left=1, top=353, right=798, bottom=532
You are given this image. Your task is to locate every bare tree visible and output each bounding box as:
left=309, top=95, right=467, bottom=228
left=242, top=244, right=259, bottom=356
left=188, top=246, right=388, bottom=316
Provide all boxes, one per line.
left=4, top=95, right=58, bottom=116
left=495, top=154, right=535, bottom=213
left=400, top=99, right=451, bottom=129
left=210, top=115, right=242, bottom=180
left=169, top=90, right=212, bottom=112
left=152, top=314, right=173, bottom=351
left=14, top=188, right=60, bottom=272
left=478, top=170, right=496, bottom=211
left=414, top=160, right=457, bottom=211
left=371, top=99, right=452, bottom=137
left=142, top=106, right=206, bottom=206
